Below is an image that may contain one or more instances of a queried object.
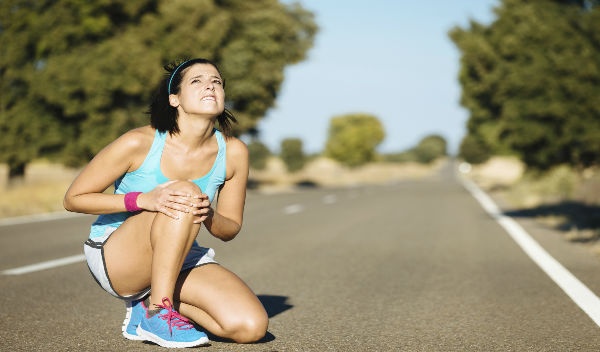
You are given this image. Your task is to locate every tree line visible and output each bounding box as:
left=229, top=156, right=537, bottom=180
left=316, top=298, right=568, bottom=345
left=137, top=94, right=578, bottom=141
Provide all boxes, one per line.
left=248, top=113, right=447, bottom=173
left=450, top=0, right=600, bottom=171
left=8, top=0, right=590, bottom=178
left=0, top=0, right=317, bottom=178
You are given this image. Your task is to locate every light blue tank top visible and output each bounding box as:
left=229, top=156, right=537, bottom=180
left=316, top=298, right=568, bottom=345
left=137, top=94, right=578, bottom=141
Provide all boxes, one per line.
left=89, top=129, right=226, bottom=239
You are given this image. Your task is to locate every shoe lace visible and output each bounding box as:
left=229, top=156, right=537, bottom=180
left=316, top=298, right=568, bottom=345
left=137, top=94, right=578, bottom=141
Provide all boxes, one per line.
left=155, top=297, right=195, bottom=335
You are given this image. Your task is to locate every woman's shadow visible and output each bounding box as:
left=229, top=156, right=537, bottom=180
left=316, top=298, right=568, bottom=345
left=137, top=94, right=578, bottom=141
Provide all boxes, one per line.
left=206, top=294, right=293, bottom=343
left=258, top=294, right=294, bottom=319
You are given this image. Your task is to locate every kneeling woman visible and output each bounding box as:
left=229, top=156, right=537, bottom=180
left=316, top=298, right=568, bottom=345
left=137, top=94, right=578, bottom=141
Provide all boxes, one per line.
left=64, top=58, right=268, bottom=348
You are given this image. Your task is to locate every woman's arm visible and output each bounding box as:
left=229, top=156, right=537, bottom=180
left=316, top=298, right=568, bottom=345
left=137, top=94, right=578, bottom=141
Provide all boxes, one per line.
left=202, top=137, right=249, bottom=241
left=63, top=128, right=150, bottom=215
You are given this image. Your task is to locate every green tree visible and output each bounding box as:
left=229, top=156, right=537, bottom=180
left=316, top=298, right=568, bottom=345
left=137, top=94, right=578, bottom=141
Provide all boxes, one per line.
left=0, top=0, right=317, bottom=178
left=458, top=134, right=492, bottom=165
left=324, top=113, right=385, bottom=167
left=450, top=0, right=600, bottom=170
left=247, top=140, right=271, bottom=171
left=280, top=138, right=305, bottom=172
left=412, top=134, right=447, bottom=164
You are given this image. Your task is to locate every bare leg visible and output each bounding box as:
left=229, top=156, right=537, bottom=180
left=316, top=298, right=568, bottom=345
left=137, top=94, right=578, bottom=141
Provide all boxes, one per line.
left=104, top=180, right=202, bottom=308
left=175, top=264, right=268, bottom=343
left=148, top=202, right=200, bottom=307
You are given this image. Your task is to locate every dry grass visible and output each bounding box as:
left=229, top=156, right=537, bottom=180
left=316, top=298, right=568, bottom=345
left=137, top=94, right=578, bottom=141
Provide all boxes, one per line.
left=0, top=180, right=73, bottom=217
left=250, top=156, right=444, bottom=192
left=0, top=162, right=79, bottom=218
left=0, top=158, right=443, bottom=219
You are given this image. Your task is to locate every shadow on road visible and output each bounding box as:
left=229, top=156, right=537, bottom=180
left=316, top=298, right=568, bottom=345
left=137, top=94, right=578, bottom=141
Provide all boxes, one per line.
left=258, top=294, right=294, bottom=318
left=504, top=201, right=600, bottom=242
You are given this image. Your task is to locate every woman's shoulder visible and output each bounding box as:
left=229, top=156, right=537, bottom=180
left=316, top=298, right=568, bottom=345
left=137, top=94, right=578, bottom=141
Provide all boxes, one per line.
left=114, top=126, right=155, bottom=152
left=224, top=136, right=248, bottom=157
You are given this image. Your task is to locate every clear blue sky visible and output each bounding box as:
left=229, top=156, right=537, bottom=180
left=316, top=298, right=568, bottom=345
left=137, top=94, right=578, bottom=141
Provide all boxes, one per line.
left=256, top=0, right=500, bottom=155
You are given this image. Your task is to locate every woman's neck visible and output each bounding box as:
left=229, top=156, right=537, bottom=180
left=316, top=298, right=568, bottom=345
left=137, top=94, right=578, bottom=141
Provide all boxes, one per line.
left=172, top=117, right=216, bottom=150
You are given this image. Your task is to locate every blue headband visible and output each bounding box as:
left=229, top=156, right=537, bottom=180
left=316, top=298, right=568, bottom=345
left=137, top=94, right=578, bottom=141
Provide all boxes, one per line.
left=167, top=60, right=192, bottom=95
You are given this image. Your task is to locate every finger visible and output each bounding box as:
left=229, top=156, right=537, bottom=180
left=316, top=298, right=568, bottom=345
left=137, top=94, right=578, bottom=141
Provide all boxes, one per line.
left=193, top=215, right=208, bottom=224
left=166, top=195, right=195, bottom=207
left=158, top=206, right=180, bottom=220
left=173, top=203, right=193, bottom=213
left=171, top=190, right=192, bottom=197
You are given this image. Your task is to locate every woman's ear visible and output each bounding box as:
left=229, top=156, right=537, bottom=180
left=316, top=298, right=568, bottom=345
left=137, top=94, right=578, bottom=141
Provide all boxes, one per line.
left=169, top=95, right=179, bottom=108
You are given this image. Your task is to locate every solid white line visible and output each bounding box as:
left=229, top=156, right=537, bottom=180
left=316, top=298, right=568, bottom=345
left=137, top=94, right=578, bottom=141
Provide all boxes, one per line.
left=2, top=254, right=86, bottom=275
left=461, top=176, right=600, bottom=327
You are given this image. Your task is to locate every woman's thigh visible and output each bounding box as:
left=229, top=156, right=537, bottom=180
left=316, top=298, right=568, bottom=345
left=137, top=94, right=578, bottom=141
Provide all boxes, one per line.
left=103, top=211, right=156, bottom=296
left=176, top=264, right=268, bottom=331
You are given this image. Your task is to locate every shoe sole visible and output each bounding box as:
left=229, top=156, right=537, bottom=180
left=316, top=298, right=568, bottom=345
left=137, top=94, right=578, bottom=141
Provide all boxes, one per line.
left=136, top=325, right=210, bottom=348
left=122, top=302, right=144, bottom=341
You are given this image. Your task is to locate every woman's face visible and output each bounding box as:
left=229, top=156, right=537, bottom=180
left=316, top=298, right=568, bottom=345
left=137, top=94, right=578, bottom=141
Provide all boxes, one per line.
left=170, top=63, right=225, bottom=117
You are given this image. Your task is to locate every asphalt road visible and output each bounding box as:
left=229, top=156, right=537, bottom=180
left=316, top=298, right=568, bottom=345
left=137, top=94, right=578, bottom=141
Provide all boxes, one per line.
left=2, top=164, right=600, bottom=351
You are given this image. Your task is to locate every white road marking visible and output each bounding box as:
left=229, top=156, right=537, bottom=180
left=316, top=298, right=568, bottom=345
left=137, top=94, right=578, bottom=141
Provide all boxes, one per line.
left=2, top=254, right=86, bottom=275
left=461, top=176, right=600, bottom=327
left=0, top=211, right=84, bottom=227
left=283, top=204, right=304, bottom=215
left=322, top=194, right=337, bottom=204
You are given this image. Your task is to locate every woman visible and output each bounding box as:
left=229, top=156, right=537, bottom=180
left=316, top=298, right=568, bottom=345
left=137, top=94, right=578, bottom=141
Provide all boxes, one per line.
left=64, top=58, right=268, bottom=348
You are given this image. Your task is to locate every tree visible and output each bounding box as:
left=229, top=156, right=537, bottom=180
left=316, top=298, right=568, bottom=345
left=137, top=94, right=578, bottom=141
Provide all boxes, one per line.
left=450, top=0, right=600, bottom=171
left=458, top=134, right=492, bottom=165
left=412, top=134, right=447, bottom=164
left=324, top=113, right=385, bottom=167
left=280, top=138, right=305, bottom=172
left=247, top=140, right=271, bottom=171
left=0, top=0, right=317, bottom=177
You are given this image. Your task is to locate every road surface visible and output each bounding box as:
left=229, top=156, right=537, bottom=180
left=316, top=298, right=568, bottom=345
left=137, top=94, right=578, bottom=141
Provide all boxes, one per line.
left=2, top=163, right=600, bottom=351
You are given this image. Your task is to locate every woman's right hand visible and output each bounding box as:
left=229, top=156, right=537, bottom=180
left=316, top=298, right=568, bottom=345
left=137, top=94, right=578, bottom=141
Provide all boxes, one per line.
left=136, top=181, right=197, bottom=220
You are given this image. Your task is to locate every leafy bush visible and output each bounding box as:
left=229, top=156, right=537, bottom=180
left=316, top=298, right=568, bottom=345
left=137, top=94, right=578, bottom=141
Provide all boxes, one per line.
left=324, top=113, right=385, bottom=167
left=280, top=138, right=306, bottom=172
left=247, top=140, right=271, bottom=170
left=459, top=135, right=492, bottom=165
left=413, top=135, right=447, bottom=164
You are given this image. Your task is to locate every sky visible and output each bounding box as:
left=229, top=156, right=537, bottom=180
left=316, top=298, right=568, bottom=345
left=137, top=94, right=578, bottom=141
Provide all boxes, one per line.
left=256, top=0, right=500, bottom=155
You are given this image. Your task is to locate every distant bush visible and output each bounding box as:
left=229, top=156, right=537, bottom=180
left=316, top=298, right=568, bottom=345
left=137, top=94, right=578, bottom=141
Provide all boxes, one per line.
left=280, top=138, right=306, bottom=172
left=383, top=135, right=447, bottom=164
left=248, top=140, right=271, bottom=170
left=325, top=113, right=385, bottom=167
left=413, top=135, right=447, bottom=164
left=459, top=135, right=491, bottom=165
left=382, top=151, right=417, bottom=163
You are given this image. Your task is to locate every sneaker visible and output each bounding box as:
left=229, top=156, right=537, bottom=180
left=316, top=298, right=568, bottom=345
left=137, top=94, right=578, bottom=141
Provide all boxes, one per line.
left=122, top=298, right=147, bottom=341
left=136, top=297, right=209, bottom=348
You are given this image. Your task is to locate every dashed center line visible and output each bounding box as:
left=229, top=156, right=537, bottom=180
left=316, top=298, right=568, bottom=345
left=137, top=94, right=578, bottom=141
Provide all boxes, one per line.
left=322, top=194, right=337, bottom=204
left=283, top=204, right=304, bottom=214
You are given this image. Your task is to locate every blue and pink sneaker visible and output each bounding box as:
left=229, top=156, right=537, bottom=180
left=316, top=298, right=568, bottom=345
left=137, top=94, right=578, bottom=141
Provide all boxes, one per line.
left=136, top=297, right=209, bottom=348
left=122, top=298, right=147, bottom=341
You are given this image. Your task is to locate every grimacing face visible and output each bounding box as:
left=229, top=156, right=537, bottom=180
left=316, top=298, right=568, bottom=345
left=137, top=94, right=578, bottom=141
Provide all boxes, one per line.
left=169, top=63, right=225, bottom=117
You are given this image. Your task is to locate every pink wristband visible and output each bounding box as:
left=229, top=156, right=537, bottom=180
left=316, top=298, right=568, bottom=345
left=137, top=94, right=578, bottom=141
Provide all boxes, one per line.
left=124, top=192, right=142, bottom=212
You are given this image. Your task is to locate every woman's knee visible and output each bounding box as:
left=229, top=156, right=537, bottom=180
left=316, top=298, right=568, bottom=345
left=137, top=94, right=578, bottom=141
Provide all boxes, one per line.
left=168, top=180, right=202, bottom=196
left=224, top=312, right=269, bottom=343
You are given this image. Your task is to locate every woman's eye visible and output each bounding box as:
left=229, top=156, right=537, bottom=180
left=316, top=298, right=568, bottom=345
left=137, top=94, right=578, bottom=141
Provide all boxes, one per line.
left=213, top=79, right=223, bottom=85
left=191, top=79, right=200, bottom=83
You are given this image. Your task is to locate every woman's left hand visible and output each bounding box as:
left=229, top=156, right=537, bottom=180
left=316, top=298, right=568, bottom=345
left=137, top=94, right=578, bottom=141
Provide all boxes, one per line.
left=189, top=194, right=214, bottom=224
